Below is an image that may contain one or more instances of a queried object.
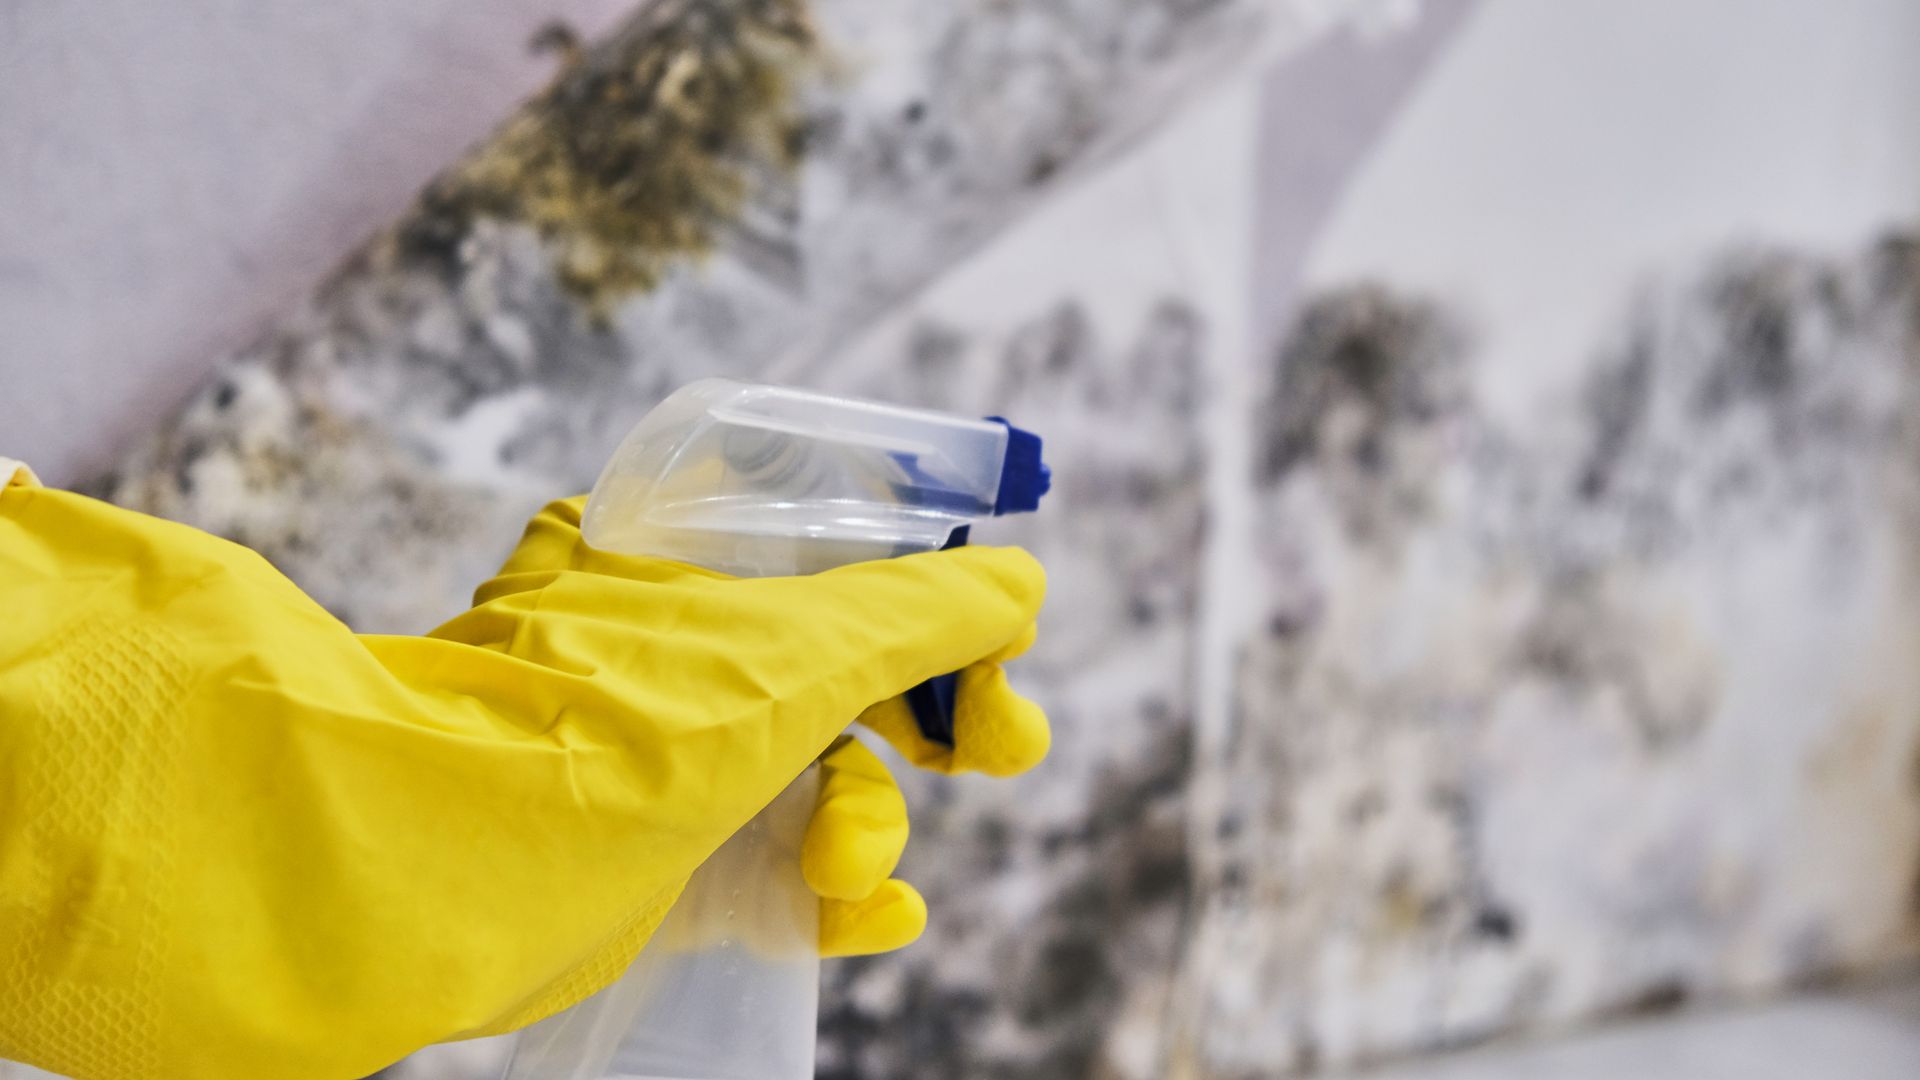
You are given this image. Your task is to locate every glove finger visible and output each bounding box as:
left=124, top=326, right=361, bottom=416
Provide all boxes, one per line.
left=859, top=659, right=1050, bottom=777
left=987, top=621, right=1039, bottom=664
left=498, top=495, right=593, bottom=574
left=803, top=735, right=909, bottom=902
left=820, top=880, right=928, bottom=957
left=476, top=496, right=1044, bottom=713
left=477, top=496, right=727, bottom=603
left=425, top=532, right=1043, bottom=824
left=681, top=545, right=1045, bottom=722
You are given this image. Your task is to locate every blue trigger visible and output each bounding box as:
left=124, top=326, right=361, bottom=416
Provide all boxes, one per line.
left=906, top=525, right=971, bottom=746
left=906, top=672, right=961, bottom=748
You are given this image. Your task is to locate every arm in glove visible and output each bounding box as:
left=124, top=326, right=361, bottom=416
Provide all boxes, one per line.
left=0, top=480, right=1046, bottom=1080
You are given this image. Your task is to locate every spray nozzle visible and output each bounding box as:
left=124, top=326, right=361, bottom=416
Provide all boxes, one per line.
left=990, top=417, right=1051, bottom=514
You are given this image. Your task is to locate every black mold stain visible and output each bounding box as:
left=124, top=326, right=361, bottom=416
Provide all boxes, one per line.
left=1346, top=789, right=1386, bottom=826
left=1578, top=330, right=1652, bottom=500
left=527, top=20, right=583, bottom=63
left=820, top=719, right=1195, bottom=1080
left=69, top=469, right=121, bottom=502
left=1865, top=233, right=1920, bottom=347
left=1022, top=929, right=1112, bottom=1023
left=1695, top=262, right=1802, bottom=416
left=818, top=964, right=994, bottom=1080
left=1513, top=576, right=1714, bottom=751
left=1471, top=905, right=1520, bottom=944
left=395, top=0, right=820, bottom=314
left=974, top=817, right=1013, bottom=876
left=1616, top=978, right=1690, bottom=1019
left=1910, top=749, right=1920, bottom=926
left=1294, top=1033, right=1322, bottom=1074
left=172, top=438, right=209, bottom=496
left=1255, top=284, right=1466, bottom=488
left=1567, top=237, right=1920, bottom=574
left=1909, top=852, right=1920, bottom=926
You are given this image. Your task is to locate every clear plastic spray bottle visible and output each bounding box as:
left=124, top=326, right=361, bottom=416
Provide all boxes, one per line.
left=500, top=378, right=1049, bottom=1080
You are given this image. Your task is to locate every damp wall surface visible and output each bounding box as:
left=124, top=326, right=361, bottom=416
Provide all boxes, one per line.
left=5, top=2, right=1920, bottom=1078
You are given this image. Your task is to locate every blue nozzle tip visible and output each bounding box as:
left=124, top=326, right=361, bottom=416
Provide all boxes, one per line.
left=987, top=417, right=1051, bottom=515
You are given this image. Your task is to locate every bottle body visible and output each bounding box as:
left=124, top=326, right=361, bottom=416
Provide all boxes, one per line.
left=502, top=774, right=821, bottom=1080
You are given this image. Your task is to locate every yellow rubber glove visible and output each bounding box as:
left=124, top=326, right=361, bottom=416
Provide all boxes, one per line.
left=0, top=483, right=1046, bottom=1080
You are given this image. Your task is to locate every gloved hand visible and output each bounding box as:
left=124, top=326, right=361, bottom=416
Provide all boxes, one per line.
left=494, top=498, right=1051, bottom=963
left=0, top=480, right=1047, bottom=1080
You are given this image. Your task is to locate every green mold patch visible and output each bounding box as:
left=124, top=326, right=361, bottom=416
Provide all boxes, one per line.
left=398, top=0, right=818, bottom=316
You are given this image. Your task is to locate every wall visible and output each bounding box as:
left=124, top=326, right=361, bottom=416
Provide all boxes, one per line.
left=1181, top=0, right=1920, bottom=1073
left=3, top=1, right=1918, bottom=1078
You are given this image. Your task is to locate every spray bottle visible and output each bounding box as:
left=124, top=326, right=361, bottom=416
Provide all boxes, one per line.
left=500, top=378, right=1049, bottom=1080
